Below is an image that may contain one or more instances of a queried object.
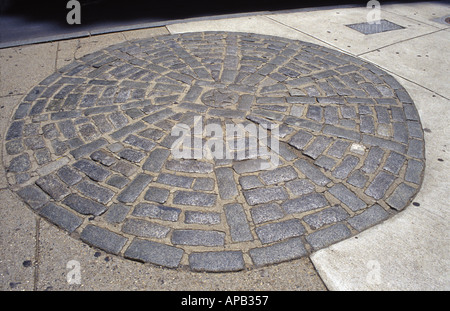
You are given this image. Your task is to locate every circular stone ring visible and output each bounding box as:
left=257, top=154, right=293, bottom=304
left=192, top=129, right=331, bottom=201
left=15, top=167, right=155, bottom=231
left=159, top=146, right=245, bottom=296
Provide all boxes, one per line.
left=3, top=32, right=425, bottom=272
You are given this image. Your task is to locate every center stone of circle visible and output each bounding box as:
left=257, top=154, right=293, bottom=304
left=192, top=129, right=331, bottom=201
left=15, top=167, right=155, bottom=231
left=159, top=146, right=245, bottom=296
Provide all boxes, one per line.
left=201, top=88, right=239, bottom=108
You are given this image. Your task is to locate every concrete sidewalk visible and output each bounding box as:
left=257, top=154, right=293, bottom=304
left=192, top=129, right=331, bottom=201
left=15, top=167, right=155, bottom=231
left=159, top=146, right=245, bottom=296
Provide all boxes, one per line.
left=0, top=2, right=449, bottom=291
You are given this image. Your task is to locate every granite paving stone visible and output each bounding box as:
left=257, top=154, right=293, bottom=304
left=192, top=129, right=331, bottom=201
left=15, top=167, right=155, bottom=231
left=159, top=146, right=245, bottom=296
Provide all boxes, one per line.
left=81, top=225, right=128, bottom=255
left=4, top=31, right=424, bottom=271
left=249, top=237, right=307, bottom=266
left=256, top=219, right=306, bottom=244
left=38, top=202, right=83, bottom=233
left=224, top=203, right=253, bottom=242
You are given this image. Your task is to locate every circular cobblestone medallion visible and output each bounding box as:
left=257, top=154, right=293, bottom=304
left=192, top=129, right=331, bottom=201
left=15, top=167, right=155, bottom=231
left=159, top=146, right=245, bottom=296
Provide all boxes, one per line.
left=3, top=32, right=425, bottom=272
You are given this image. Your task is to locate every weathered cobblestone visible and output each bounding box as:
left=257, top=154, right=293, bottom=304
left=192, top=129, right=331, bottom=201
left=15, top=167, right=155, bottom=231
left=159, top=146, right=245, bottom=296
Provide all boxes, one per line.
left=172, top=229, right=225, bottom=246
left=256, top=219, right=305, bottom=244
left=81, top=225, right=127, bottom=255
left=189, top=251, right=245, bottom=272
left=6, top=31, right=424, bottom=271
left=39, top=202, right=83, bottom=233
left=249, top=237, right=307, bottom=266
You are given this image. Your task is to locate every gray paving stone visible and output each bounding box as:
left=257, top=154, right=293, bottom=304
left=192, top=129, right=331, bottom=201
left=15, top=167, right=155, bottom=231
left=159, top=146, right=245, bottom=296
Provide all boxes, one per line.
left=144, top=186, right=170, bottom=203
left=250, top=202, right=284, bottom=224
left=184, top=211, right=221, bottom=225
left=362, top=146, right=385, bottom=174
left=232, top=158, right=272, bottom=174
left=39, top=202, right=83, bottom=233
left=293, top=159, right=331, bottom=186
left=348, top=204, right=389, bottom=231
left=73, top=159, right=111, bottom=182
left=104, top=203, right=131, bottom=224
left=166, top=159, right=213, bottom=173
left=189, top=251, right=245, bottom=272
left=8, top=153, right=31, bottom=173
left=16, top=185, right=50, bottom=210
left=303, top=205, right=349, bottom=230
left=172, top=229, right=225, bottom=246
left=142, top=148, right=171, bottom=172
left=215, top=167, right=238, bottom=199
left=110, top=160, right=138, bottom=177
left=81, top=225, right=128, bottom=255
left=383, top=151, right=406, bottom=174
left=243, top=186, right=288, bottom=205
left=322, top=124, right=360, bottom=141
left=306, top=223, right=352, bottom=250
left=172, top=190, right=217, bottom=207
left=224, top=203, right=253, bottom=242
left=57, top=165, right=82, bottom=186
left=329, top=183, right=367, bottom=211
left=36, top=174, right=70, bottom=201
left=132, top=203, right=181, bottom=222
left=122, top=218, right=170, bottom=239
left=117, top=173, right=153, bottom=203
left=386, top=183, right=417, bottom=211
left=314, top=155, right=337, bottom=171
left=75, top=180, right=114, bottom=204
left=332, top=155, right=360, bottom=179
left=90, top=150, right=116, bottom=167
left=192, top=177, right=215, bottom=191
left=124, top=238, right=183, bottom=268
left=259, top=166, right=298, bottom=185
left=327, top=140, right=350, bottom=159
left=362, top=134, right=406, bottom=154
left=106, top=174, right=129, bottom=189
left=256, top=219, right=305, bottom=244
left=405, top=159, right=424, bottom=184
left=238, top=175, right=263, bottom=190
left=70, top=138, right=108, bottom=159
left=109, top=121, right=146, bottom=140
left=156, top=173, right=193, bottom=189
left=117, top=148, right=145, bottom=163
left=249, top=237, right=307, bottom=266
left=123, top=134, right=156, bottom=151
left=285, top=179, right=315, bottom=196
left=282, top=192, right=328, bottom=214
left=288, top=130, right=313, bottom=150
left=347, top=170, right=369, bottom=188
left=5, top=139, right=24, bottom=155
left=6, top=121, right=24, bottom=141
left=62, top=194, right=107, bottom=216
left=303, top=136, right=333, bottom=159
left=365, top=171, right=396, bottom=200
left=407, top=138, right=424, bottom=159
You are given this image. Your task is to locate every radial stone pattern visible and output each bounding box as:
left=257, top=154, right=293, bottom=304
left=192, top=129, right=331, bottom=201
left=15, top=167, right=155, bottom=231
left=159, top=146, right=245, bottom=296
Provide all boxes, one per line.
left=4, top=32, right=425, bottom=272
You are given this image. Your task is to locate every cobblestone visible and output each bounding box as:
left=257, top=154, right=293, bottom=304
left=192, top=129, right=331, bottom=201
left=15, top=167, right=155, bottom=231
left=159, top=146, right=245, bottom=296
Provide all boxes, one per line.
left=81, top=225, right=128, bottom=255
left=39, top=202, right=83, bottom=233
left=256, top=219, right=305, bottom=244
left=249, top=237, right=307, bottom=266
left=6, top=31, right=424, bottom=271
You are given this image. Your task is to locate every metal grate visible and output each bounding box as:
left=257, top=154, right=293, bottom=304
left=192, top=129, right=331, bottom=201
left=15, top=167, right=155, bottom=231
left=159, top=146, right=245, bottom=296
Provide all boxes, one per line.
left=346, top=19, right=404, bottom=35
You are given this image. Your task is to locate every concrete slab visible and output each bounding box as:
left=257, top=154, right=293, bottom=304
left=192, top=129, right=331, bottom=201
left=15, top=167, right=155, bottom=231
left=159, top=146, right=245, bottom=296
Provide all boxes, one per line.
left=0, top=189, right=37, bottom=291
left=361, top=29, right=450, bottom=98
left=381, top=2, right=450, bottom=29
left=266, top=6, right=440, bottom=56
left=167, top=15, right=332, bottom=47
left=0, top=42, right=57, bottom=97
